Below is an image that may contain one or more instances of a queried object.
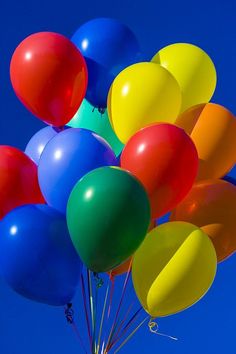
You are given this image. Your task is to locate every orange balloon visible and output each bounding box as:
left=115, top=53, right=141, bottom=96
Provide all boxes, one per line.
left=175, top=103, right=236, bottom=180
left=109, top=219, right=157, bottom=277
left=171, top=179, right=236, bottom=262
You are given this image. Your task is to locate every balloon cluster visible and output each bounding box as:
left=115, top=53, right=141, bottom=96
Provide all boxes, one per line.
left=1, top=17, right=236, bottom=352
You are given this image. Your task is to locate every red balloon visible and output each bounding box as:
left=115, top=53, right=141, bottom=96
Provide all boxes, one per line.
left=10, top=32, right=88, bottom=127
left=0, top=146, right=45, bottom=219
left=121, top=123, right=198, bottom=218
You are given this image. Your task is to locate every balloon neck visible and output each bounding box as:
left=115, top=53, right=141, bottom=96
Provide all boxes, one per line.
left=65, top=303, right=74, bottom=324
left=93, top=272, right=104, bottom=288
left=55, top=125, right=65, bottom=132
left=98, top=107, right=106, bottom=115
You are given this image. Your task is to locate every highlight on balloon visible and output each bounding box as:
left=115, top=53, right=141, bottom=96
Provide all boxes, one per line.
left=1, top=15, right=235, bottom=354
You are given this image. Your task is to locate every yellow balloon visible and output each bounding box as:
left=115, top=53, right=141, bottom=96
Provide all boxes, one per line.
left=152, top=43, right=217, bottom=112
left=132, top=222, right=217, bottom=317
left=107, top=62, right=182, bottom=143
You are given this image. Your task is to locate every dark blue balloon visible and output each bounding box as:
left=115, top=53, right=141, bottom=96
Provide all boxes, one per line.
left=71, top=18, right=141, bottom=108
left=25, top=126, right=60, bottom=164
left=38, top=128, right=117, bottom=213
left=0, top=204, right=82, bottom=306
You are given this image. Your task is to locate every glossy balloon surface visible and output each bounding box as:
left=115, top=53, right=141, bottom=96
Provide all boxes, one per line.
left=152, top=43, right=217, bottom=112
left=0, top=204, right=82, bottom=306
left=67, top=167, right=150, bottom=272
left=0, top=146, right=44, bottom=219
left=38, top=128, right=116, bottom=213
left=171, top=179, right=236, bottom=262
left=132, top=222, right=217, bottom=317
left=10, top=32, right=88, bottom=126
left=121, top=124, right=198, bottom=218
left=25, top=126, right=60, bottom=164
left=72, top=18, right=141, bottom=108
left=108, top=62, right=182, bottom=143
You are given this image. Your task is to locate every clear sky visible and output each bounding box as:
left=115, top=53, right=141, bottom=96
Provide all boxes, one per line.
left=0, top=1, right=236, bottom=353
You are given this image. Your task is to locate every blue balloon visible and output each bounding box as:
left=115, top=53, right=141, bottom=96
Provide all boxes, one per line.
left=0, top=204, right=82, bottom=306
left=223, top=164, right=236, bottom=185
left=38, top=128, right=117, bottom=213
left=25, top=126, right=60, bottom=164
left=71, top=18, right=141, bottom=108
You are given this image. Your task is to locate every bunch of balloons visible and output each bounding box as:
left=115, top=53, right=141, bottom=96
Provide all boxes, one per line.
left=1, top=17, right=236, bottom=353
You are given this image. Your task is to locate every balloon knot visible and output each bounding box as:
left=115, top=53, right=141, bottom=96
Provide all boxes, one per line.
left=148, top=317, right=159, bottom=333
left=98, top=107, right=106, bottom=115
left=148, top=317, right=178, bottom=341
left=65, top=303, right=74, bottom=324
left=93, top=272, right=104, bottom=288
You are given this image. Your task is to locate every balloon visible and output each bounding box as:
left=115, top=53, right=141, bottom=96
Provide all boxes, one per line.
left=171, top=179, right=236, bottom=262
left=175, top=103, right=236, bottom=180
left=10, top=32, right=88, bottom=126
left=152, top=43, right=217, bottom=112
left=109, top=219, right=156, bottom=277
left=38, top=128, right=116, bottom=214
left=108, top=62, right=182, bottom=143
left=110, top=257, right=132, bottom=278
left=121, top=123, right=198, bottom=218
left=67, top=99, right=123, bottom=156
left=25, top=126, right=60, bottom=164
left=0, top=146, right=44, bottom=219
left=0, top=204, right=82, bottom=306
left=67, top=167, right=150, bottom=273
left=71, top=18, right=141, bottom=108
left=132, top=222, right=217, bottom=317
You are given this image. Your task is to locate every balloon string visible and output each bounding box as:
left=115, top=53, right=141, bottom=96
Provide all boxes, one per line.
left=88, top=270, right=96, bottom=353
left=96, top=277, right=110, bottom=354
left=104, top=265, right=132, bottom=352
left=108, top=302, right=135, bottom=349
left=71, top=322, right=88, bottom=354
left=113, top=316, right=149, bottom=353
left=108, top=306, right=142, bottom=350
left=81, top=273, right=92, bottom=348
left=64, top=304, right=87, bottom=353
left=107, top=275, right=115, bottom=319
left=148, top=318, right=178, bottom=341
left=108, top=303, right=133, bottom=350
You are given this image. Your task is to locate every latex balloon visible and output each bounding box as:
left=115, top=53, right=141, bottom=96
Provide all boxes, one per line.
left=72, top=18, right=141, bottom=108
left=25, top=126, right=60, bottom=164
left=0, top=146, right=44, bottom=219
left=0, top=204, right=82, bottom=306
left=152, top=43, right=217, bottom=112
left=110, top=257, right=132, bottom=277
left=107, top=62, right=182, bottom=143
left=121, top=123, right=198, bottom=218
left=175, top=103, right=236, bottom=180
left=132, top=222, right=217, bottom=317
left=10, top=32, right=88, bottom=126
left=171, top=179, right=236, bottom=262
left=38, top=128, right=116, bottom=214
left=67, top=167, right=150, bottom=272
left=109, top=219, right=156, bottom=277
left=67, top=99, right=123, bottom=156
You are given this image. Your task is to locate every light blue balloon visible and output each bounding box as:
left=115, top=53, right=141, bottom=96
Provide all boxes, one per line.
left=25, top=126, right=60, bottom=164
left=38, top=128, right=117, bottom=213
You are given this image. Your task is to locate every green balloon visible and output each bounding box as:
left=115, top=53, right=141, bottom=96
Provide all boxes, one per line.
left=67, top=99, right=123, bottom=156
left=67, top=167, right=150, bottom=273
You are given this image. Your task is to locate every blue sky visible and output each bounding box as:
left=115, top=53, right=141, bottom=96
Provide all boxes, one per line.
left=0, top=1, right=236, bottom=353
